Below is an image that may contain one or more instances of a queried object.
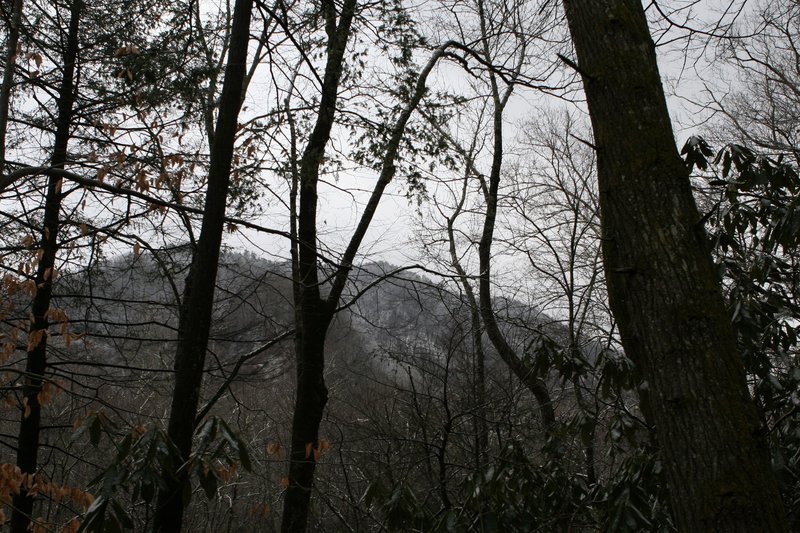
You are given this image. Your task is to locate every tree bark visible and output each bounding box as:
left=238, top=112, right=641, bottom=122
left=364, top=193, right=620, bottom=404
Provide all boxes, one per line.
left=562, top=0, right=788, bottom=530
left=10, top=1, right=80, bottom=531
left=152, top=0, right=253, bottom=530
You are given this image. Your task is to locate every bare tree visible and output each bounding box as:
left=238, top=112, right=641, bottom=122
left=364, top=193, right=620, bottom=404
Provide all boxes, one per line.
left=283, top=25, right=457, bottom=527
left=707, top=0, right=800, bottom=163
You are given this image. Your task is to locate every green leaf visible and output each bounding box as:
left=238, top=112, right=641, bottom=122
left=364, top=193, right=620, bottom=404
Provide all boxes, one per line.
left=115, top=433, right=133, bottom=462
left=195, top=418, right=218, bottom=448
left=110, top=499, right=134, bottom=529
left=722, top=150, right=732, bottom=178
left=182, top=477, right=192, bottom=506
left=89, top=415, right=102, bottom=446
left=199, top=465, right=218, bottom=499
left=218, top=419, right=252, bottom=471
left=140, top=479, right=155, bottom=503
left=78, top=496, right=108, bottom=533
left=681, top=136, right=714, bottom=171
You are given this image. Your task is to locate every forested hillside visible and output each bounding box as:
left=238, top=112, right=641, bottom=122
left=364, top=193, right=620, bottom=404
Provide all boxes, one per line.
left=0, top=0, right=798, bottom=531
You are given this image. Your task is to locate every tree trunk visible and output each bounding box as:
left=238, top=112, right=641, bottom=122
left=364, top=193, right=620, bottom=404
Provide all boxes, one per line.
left=281, top=1, right=357, bottom=530
left=562, top=0, right=788, bottom=530
left=152, top=0, right=253, bottom=530
left=472, top=0, right=557, bottom=438
left=0, top=0, right=23, bottom=175
left=281, top=323, right=330, bottom=533
left=281, top=17, right=450, bottom=532
left=477, top=73, right=557, bottom=439
left=10, top=1, right=80, bottom=531
left=446, top=172, right=489, bottom=465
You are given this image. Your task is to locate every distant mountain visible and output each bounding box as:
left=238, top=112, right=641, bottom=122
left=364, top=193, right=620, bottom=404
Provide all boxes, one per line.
left=31, top=248, right=600, bottom=397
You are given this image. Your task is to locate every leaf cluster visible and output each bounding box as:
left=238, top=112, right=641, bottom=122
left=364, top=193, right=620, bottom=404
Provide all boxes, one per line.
left=72, top=413, right=252, bottom=532
left=683, top=136, right=800, bottom=526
